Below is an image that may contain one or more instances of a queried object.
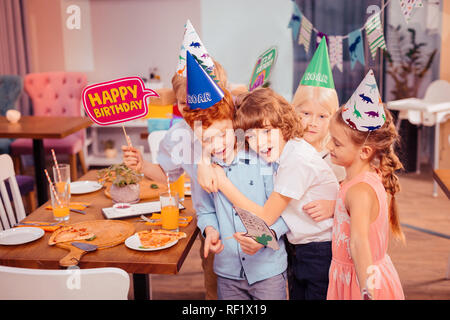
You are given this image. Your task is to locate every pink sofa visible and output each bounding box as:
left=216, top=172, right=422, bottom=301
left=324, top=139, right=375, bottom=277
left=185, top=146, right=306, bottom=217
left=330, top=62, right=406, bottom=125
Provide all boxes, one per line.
left=10, top=72, right=88, bottom=180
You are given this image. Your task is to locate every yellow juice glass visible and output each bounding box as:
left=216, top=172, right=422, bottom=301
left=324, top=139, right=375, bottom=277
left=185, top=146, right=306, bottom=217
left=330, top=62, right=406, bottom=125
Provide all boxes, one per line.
left=160, top=192, right=179, bottom=232
left=50, top=182, right=70, bottom=222
left=170, top=173, right=185, bottom=201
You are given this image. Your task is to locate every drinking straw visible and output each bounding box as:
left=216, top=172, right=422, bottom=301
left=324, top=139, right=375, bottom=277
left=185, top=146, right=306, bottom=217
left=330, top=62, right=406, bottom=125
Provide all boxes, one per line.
left=51, top=149, right=62, bottom=182
left=44, top=169, right=62, bottom=206
left=166, top=174, right=172, bottom=201
left=122, top=125, right=133, bottom=147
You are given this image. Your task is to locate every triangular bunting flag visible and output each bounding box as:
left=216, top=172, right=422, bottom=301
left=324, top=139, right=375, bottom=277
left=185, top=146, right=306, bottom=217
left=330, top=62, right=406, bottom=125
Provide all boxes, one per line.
left=341, top=70, right=386, bottom=132
left=399, top=0, right=417, bottom=23
left=329, top=36, right=343, bottom=72
left=300, top=37, right=335, bottom=89
left=399, top=0, right=424, bottom=24
left=298, top=14, right=313, bottom=53
left=348, top=29, right=365, bottom=69
left=288, top=2, right=302, bottom=42
left=365, top=13, right=387, bottom=60
left=186, top=51, right=224, bottom=110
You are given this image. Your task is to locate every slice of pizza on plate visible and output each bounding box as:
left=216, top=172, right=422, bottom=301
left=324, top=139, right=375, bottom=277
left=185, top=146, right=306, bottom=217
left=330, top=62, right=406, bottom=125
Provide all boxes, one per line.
left=48, top=226, right=96, bottom=245
left=136, top=230, right=186, bottom=249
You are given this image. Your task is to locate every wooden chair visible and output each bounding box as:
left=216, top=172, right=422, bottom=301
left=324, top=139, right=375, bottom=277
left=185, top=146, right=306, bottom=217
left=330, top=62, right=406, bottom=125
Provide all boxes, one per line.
left=0, top=266, right=130, bottom=299
left=0, top=154, right=26, bottom=230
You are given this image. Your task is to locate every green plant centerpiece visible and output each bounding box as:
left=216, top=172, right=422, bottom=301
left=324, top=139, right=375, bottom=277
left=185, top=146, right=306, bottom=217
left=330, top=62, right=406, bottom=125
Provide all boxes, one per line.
left=97, top=163, right=142, bottom=203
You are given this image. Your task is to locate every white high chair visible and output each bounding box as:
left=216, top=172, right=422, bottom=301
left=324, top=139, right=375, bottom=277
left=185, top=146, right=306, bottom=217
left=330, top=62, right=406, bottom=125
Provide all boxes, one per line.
left=387, top=80, right=450, bottom=197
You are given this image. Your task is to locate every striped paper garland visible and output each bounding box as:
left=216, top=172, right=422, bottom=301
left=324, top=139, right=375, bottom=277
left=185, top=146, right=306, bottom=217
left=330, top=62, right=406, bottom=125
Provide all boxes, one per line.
left=329, top=36, right=343, bottom=72
left=298, top=15, right=313, bottom=53
left=365, top=13, right=387, bottom=60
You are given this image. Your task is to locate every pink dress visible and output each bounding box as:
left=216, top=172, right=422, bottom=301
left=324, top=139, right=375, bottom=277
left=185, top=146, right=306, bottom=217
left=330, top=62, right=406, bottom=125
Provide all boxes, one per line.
left=327, top=171, right=405, bottom=300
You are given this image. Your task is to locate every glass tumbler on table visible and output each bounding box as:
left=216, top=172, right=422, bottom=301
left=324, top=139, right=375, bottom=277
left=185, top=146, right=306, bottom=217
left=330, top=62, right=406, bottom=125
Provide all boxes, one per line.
left=53, top=163, right=71, bottom=195
left=50, top=182, right=70, bottom=222
left=160, top=191, right=179, bottom=232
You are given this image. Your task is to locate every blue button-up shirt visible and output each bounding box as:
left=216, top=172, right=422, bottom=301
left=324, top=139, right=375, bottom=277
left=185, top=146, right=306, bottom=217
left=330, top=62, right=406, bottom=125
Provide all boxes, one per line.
left=196, top=149, right=288, bottom=285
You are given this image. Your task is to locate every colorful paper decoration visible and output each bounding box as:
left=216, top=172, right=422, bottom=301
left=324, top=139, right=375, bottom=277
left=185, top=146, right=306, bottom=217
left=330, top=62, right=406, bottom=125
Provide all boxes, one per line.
left=365, top=13, right=387, bottom=60
left=186, top=51, right=224, bottom=110
left=348, top=29, right=365, bottom=69
left=248, top=47, right=278, bottom=91
left=329, top=36, right=343, bottom=72
left=300, top=37, right=335, bottom=89
left=234, top=206, right=280, bottom=250
left=288, top=2, right=302, bottom=42
left=341, top=69, right=386, bottom=132
left=298, top=14, right=313, bottom=53
left=399, top=0, right=418, bottom=23
left=176, top=20, right=215, bottom=78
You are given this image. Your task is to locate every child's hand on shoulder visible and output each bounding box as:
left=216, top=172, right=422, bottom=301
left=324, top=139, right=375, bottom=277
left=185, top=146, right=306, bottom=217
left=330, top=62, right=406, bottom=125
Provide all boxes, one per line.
left=303, top=200, right=336, bottom=222
left=233, top=232, right=264, bottom=255
left=121, top=145, right=143, bottom=172
left=197, top=163, right=219, bottom=193
left=204, top=226, right=224, bottom=258
left=211, top=164, right=227, bottom=188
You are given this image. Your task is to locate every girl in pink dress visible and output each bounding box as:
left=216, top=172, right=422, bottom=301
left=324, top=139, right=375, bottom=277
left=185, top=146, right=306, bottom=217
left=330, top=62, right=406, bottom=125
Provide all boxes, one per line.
left=326, top=71, right=405, bottom=300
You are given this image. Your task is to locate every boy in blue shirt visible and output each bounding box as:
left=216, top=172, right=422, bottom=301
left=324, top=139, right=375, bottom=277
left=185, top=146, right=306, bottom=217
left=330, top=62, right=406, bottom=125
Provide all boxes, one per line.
left=181, top=51, right=288, bottom=299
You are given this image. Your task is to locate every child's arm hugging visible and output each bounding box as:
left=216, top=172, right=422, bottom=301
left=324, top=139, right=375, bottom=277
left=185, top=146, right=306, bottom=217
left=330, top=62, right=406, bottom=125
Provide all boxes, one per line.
left=212, top=164, right=291, bottom=226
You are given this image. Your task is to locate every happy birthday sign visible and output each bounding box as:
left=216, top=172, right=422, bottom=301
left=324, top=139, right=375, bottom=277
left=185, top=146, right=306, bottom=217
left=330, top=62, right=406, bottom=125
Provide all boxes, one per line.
left=82, top=77, right=159, bottom=125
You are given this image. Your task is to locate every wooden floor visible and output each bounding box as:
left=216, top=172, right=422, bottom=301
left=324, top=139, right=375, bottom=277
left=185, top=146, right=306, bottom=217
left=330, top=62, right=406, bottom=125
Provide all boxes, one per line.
left=150, top=166, right=450, bottom=300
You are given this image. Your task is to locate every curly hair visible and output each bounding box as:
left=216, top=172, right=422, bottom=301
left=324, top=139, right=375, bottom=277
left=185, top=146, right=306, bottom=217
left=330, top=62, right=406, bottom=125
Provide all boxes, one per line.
left=333, top=106, right=405, bottom=242
left=233, top=87, right=304, bottom=141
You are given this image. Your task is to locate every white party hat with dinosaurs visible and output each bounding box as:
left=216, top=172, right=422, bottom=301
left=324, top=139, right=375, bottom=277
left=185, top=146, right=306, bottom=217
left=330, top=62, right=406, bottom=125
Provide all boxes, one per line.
left=341, top=69, right=386, bottom=132
left=176, top=19, right=215, bottom=79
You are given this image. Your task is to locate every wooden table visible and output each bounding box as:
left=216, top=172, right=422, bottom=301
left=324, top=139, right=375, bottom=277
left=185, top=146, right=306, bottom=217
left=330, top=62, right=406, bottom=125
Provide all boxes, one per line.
left=0, top=170, right=199, bottom=299
left=0, top=116, right=93, bottom=205
left=433, top=169, right=450, bottom=200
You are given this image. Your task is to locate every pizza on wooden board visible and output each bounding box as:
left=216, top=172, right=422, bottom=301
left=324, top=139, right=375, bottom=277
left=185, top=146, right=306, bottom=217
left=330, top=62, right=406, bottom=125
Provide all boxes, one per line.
left=137, top=230, right=186, bottom=249
left=48, top=226, right=96, bottom=245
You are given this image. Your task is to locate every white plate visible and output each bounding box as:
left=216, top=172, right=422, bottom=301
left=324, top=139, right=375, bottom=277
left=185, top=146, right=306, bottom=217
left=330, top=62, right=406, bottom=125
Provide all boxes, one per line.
left=125, top=233, right=178, bottom=251
left=70, top=181, right=103, bottom=194
left=0, top=227, right=44, bottom=245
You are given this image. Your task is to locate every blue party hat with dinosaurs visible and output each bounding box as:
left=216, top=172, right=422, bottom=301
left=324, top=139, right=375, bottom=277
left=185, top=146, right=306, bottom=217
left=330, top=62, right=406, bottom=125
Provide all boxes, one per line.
left=341, top=69, right=386, bottom=132
left=186, top=50, right=224, bottom=110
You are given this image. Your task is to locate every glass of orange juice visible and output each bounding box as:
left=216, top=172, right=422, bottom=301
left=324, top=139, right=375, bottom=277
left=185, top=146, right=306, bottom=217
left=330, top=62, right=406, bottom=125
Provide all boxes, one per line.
left=50, top=182, right=70, bottom=222
left=170, top=173, right=185, bottom=202
left=160, top=191, right=179, bottom=232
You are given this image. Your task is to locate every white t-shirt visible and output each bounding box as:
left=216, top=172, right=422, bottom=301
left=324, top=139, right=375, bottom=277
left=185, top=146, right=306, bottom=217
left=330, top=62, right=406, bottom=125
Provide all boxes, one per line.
left=274, top=139, right=339, bottom=244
